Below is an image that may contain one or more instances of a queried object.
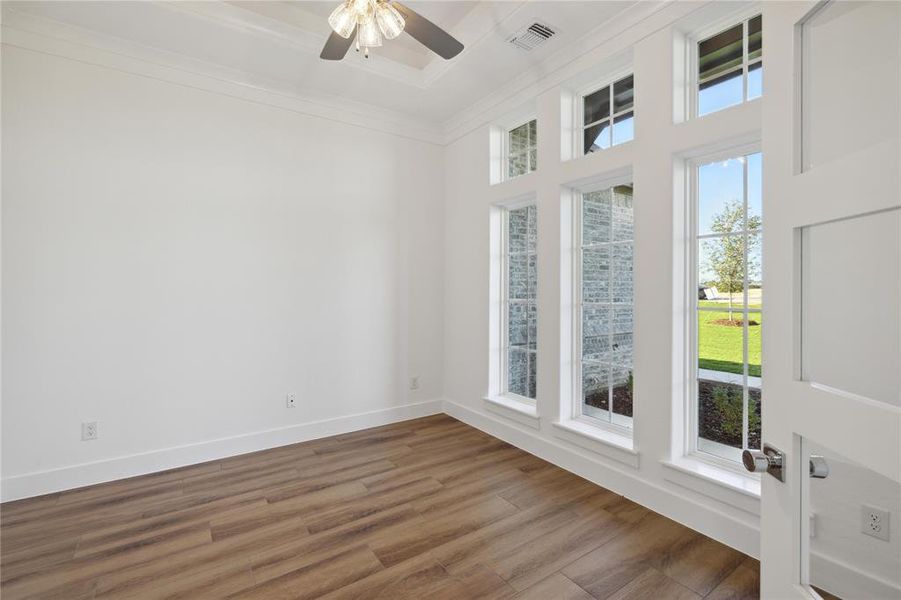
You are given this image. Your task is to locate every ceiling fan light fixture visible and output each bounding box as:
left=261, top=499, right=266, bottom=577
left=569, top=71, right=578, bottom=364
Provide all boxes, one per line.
left=320, top=0, right=463, bottom=61
left=375, top=2, right=405, bottom=40
left=358, top=16, right=383, bottom=47
left=328, top=1, right=356, bottom=38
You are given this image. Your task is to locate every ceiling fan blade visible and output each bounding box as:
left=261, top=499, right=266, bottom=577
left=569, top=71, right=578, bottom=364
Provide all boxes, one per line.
left=393, top=2, right=463, bottom=60
left=320, top=27, right=356, bottom=60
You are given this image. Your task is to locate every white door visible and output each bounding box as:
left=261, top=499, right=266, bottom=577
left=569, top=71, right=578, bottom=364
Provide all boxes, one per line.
left=761, top=1, right=900, bottom=598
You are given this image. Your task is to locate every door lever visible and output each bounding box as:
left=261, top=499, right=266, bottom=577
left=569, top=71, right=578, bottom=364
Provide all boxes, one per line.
left=809, top=455, right=829, bottom=479
left=742, top=443, right=785, bottom=482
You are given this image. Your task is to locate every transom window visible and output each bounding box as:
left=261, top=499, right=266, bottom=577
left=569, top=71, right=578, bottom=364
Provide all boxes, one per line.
left=693, top=152, right=762, bottom=462
left=573, top=184, right=634, bottom=429
left=503, top=204, right=538, bottom=400
left=507, top=120, right=537, bottom=179
left=697, top=15, right=762, bottom=117
left=582, top=75, right=634, bottom=155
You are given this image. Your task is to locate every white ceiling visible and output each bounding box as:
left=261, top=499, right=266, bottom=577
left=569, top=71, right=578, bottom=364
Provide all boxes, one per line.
left=4, top=1, right=641, bottom=125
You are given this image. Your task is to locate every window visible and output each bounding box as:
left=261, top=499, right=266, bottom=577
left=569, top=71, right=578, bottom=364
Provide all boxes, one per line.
left=582, top=75, right=634, bottom=155
left=503, top=204, right=538, bottom=400
left=697, top=15, right=762, bottom=117
left=507, top=120, right=537, bottom=179
left=573, top=184, right=634, bottom=429
left=693, top=152, right=762, bottom=462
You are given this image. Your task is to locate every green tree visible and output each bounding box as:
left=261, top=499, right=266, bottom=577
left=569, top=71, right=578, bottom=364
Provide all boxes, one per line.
left=702, top=200, right=761, bottom=321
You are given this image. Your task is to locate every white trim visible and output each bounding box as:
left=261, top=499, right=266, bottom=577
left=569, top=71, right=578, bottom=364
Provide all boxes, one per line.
left=552, top=419, right=638, bottom=468
left=568, top=180, right=636, bottom=438
left=680, top=140, right=762, bottom=464
left=661, top=456, right=761, bottom=516
left=0, top=9, right=445, bottom=145
left=483, top=395, right=541, bottom=430
left=689, top=10, right=763, bottom=120
left=575, top=70, right=636, bottom=158
left=441, top=1, right=686, bottom=145
left=503, top=119, right=539, bottom=182
left=493, top=202, right=539, bottom=406
left=0, top=399, right=443, bottom=502
left=810, top=548, right=901, bottom=600
left=444, top=399, right=759, bottom=558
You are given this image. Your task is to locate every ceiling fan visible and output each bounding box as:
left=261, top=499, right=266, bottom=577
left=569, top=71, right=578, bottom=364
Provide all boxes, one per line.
left=320, top=0, right=464, bottom=61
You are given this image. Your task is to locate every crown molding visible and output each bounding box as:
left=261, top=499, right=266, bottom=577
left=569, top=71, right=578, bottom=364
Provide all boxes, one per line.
left=155, top=1, right=526, bottom=91
left=440, top=0, right=699, bottom=145
left=163, top=1, right=428, bottom=88
left=1, top=6, right=445, bottom=145
left=2, top=1, right=719, bottom=148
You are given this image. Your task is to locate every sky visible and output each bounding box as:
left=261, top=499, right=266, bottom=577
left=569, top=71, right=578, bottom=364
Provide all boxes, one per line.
left=698, top=151, right=763, bottom=286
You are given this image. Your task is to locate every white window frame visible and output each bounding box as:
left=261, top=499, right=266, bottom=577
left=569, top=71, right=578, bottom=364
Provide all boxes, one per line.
left=689, top=10, right=763, bottom=119
left=573, top=68, right=635, bottom=158
left=570, top=175, right=634, bottom=434
left=685, top=142, right=762, bottom=467
left=495, top=198, right=538, bottom=406
left=504, top=119, right=538, bottom=181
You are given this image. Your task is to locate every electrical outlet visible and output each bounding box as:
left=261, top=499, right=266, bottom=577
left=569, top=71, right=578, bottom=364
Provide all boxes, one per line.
left=81, top=421, right=98, bottom=441
left=861, top=505, right=890, bottom=541
left=286, top=393, right=296, bottom=409
left=409, top=376, right=420, bottom=391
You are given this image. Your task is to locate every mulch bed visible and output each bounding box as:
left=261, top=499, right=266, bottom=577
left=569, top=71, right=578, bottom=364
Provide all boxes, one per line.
left=710, top=318, right=759, bottom=327
left=584, top=379, right=761, bottom=450
left=585, top=385, right=633, bottom=418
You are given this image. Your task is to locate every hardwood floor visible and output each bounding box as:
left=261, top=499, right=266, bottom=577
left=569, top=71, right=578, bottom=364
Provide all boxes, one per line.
left=0, top=415, right=760, bottom=599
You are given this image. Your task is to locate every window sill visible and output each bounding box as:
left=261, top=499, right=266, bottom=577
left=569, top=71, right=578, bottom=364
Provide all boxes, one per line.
left=483, top=395, right=540, bottom=429
left=662, top=455, right=761, bottom=516
left=552, top=419, right=639, bottom=468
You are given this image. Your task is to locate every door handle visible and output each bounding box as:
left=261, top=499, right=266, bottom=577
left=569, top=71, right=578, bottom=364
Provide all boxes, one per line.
left=742, top=443, right=785, bottom=482
left=809, top=455, right=829, bottom=479
left=742, top=445, right=830, bottom=482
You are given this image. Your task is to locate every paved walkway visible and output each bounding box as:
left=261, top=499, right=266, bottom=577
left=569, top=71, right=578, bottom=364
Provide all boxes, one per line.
left=699, top=368, right=761, bottom=389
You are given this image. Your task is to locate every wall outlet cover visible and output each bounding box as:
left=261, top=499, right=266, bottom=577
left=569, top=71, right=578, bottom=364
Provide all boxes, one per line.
left=409, top=376, right=420, bottom=391
left=286, top=393, right=296, bottom=408
left=861, top=505, right=890, bottom=541
left=81, top=421, right=98, bottom=441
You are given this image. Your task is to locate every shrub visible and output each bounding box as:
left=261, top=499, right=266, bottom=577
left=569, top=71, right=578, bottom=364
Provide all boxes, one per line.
left=712, top=385, right=760, bottom=438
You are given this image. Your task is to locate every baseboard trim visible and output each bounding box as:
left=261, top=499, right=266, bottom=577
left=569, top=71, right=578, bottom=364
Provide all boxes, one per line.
left=442, top=398, right=760, bottom=559
left=0, top=399, right=442, bottom=502
left=811, top=549, right=901, bottom=600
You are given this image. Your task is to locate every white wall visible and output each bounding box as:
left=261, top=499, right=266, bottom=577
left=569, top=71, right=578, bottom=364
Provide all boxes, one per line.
left=442, top=2, right=765, bottom=559
left=1, top=42, right=445, bottom=500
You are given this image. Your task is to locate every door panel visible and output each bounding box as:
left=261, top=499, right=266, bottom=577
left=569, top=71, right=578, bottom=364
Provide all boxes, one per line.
left=762, top=1, right=901, bottom=597
left=801, top=1, right=900, bottom=172
left=801, top=209, right=900, bottom=406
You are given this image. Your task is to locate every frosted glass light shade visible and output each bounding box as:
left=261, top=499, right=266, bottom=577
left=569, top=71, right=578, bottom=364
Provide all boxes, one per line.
left=351, top=0, right=372, bottom=16
left=375, top=2, right=404, bottom=39
left=358, top=16, right=383, bottom=47
left=328, top=2, right=356, bottom=38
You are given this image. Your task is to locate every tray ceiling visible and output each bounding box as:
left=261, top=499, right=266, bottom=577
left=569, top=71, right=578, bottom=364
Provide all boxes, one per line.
left=3, top=1, right=643, bottom=125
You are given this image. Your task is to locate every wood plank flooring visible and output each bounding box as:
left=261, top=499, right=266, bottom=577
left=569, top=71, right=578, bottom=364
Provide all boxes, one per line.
left=0, top=415, right=761, bottom=599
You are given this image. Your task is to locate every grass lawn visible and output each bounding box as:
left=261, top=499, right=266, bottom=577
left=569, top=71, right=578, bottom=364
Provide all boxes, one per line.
left=698, top=301, right=761, bottom=377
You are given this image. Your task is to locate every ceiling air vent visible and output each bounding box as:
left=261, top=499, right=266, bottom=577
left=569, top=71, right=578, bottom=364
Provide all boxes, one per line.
left=507, top=22, right=556, bottom=52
